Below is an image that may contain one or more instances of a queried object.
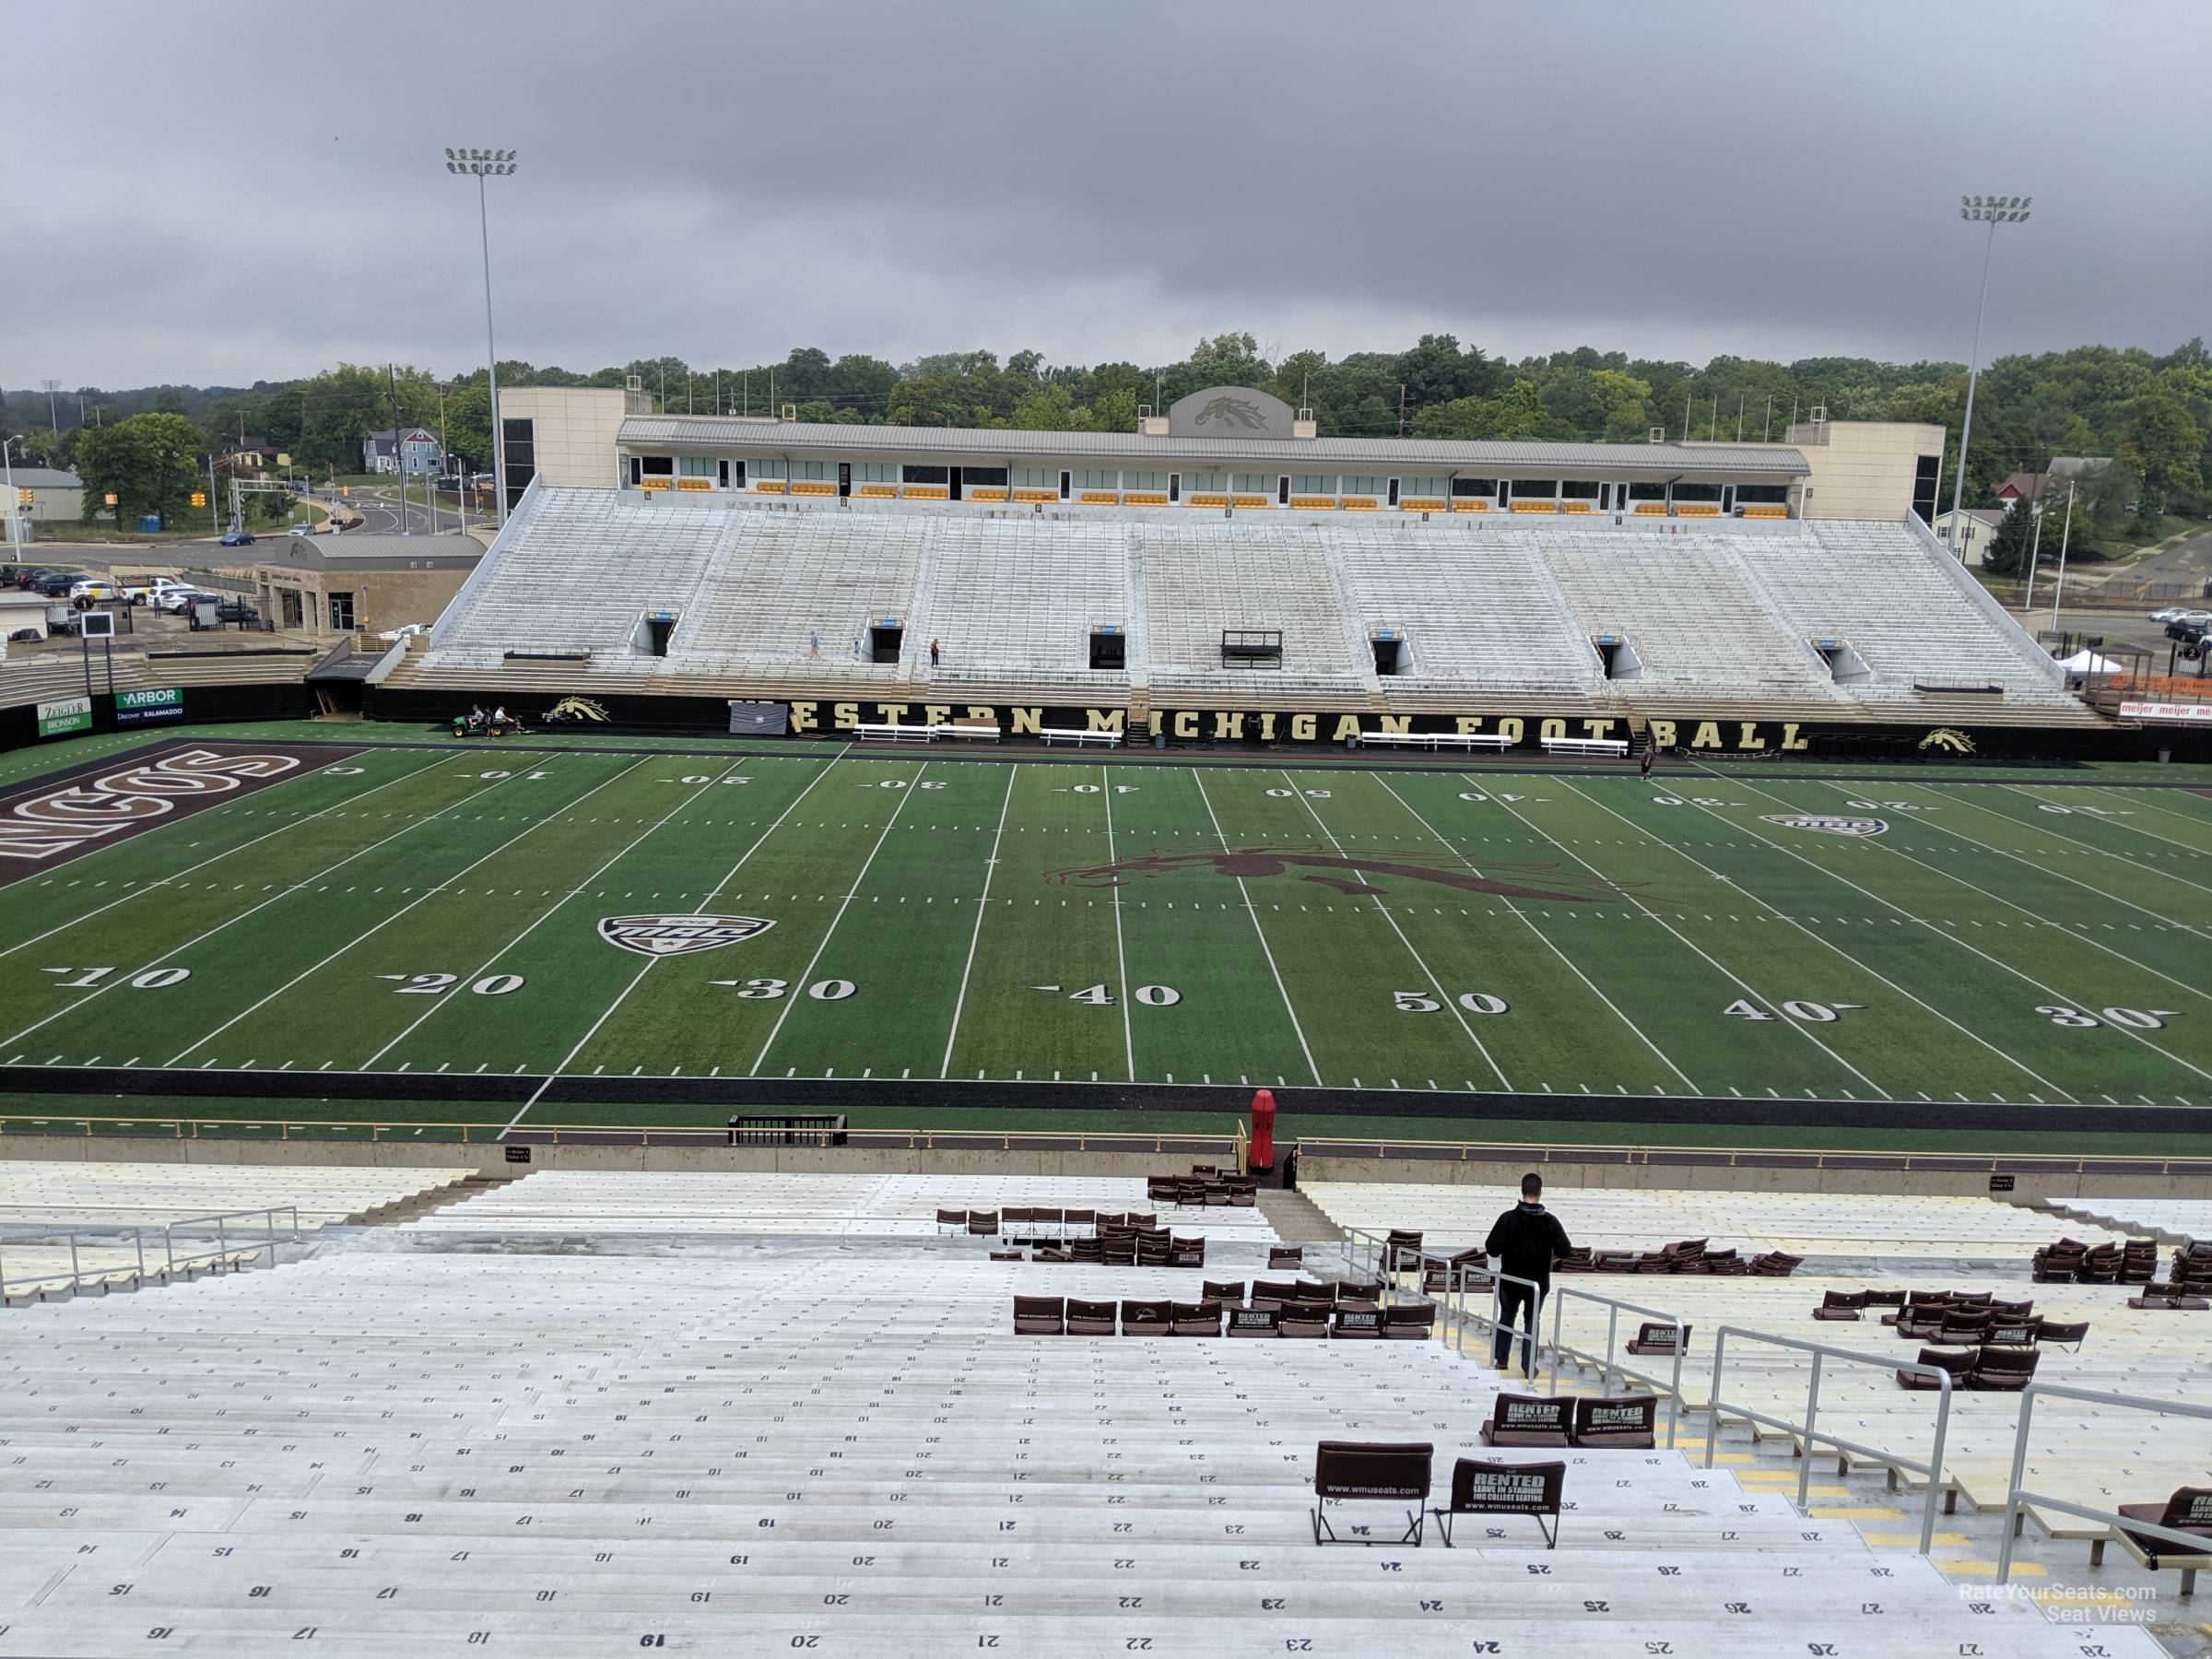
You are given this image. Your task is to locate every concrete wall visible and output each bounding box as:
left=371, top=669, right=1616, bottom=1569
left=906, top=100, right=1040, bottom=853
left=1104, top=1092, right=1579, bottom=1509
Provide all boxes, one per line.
left=1793, top=420, right=1945, bottom=521
left=254, top=564, right=474, bottom=640
left=501, top=388, right=626, bottom=488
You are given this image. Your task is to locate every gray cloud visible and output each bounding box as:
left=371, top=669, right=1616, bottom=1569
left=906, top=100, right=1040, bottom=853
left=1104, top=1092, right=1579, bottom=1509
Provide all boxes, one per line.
left=7, top=0, right=2208, bottom=391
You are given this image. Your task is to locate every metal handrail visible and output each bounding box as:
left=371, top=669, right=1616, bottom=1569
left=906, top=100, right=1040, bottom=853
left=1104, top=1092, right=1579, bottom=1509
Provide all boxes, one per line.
left=1995, top=1383, right=2212, bottom=1584
left=1441, top=1268, right=1551, bottom=1379
left=1707, top=1324, right=1955, bottom=1553
left=1544, top=1286, right=1688, bottom=1450
left=2, top=1225, right=149, bottom=1300
left=160, top=1206, right=300, bottom=1276
left=1288, top=1134, right=2209, bottom=1175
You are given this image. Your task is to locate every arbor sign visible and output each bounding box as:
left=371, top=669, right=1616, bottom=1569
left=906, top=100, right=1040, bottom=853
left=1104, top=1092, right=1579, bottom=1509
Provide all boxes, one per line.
left=115, top=687, right=184, bottom=727
left=36, top=696, right=93, bottom=739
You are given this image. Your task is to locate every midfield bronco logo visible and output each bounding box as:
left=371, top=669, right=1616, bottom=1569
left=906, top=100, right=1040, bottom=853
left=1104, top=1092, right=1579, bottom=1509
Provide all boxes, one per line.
left=1045, top=846, right=1633, bottom=902
left=596, top=914, right=774, bottom=957
left=1759, top=814, right=1887, bottom=838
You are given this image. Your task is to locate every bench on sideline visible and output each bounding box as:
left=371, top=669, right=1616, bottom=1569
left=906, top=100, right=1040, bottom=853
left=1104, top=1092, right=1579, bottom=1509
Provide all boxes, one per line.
left=1353, top=731, right=1514, bottom=752
left=852, top=722, right=1002, bottom=744
left=1542, top=735, right=1630, bottom=759
left=1040, top=726, right=1123, bottom=748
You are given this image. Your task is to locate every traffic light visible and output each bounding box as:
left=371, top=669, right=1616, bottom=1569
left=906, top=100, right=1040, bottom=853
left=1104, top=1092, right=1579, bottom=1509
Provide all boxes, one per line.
left=13, top=488, right=29, bottom=508
left=190, top=491, right=206, bottom=508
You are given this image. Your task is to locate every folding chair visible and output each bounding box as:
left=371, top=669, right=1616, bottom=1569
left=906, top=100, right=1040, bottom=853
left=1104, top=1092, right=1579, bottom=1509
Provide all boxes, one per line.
left=1432, top=1458, right=1563, bottom=1548
left=1312, top=1441, right=1432, bottom=1547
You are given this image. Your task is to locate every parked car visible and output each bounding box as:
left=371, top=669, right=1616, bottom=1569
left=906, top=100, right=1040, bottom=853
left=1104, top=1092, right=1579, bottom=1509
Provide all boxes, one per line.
left=69, top=579, right=119, bottom=602
left=211, top=599, right=259, bottom=625
left=218, top=531, right=257, bottom=547
left=156, top=588, right=213, bottom=615
left=16, top=567, right=60, bottom=591
left=7, top=627, right=41, bottom=643
left=288, top=524, right=316, bottom=538
left=35, top=572, right=77, bottom=597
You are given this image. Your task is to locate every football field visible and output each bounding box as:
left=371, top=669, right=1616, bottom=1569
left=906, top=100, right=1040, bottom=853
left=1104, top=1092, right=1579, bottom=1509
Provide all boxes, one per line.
left=3, top=729, right=2210, bottom=1143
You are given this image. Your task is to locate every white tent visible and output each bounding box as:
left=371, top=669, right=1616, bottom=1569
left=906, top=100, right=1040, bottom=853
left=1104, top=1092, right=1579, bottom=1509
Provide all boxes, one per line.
left=2055, top=649, right=2122, bottom=674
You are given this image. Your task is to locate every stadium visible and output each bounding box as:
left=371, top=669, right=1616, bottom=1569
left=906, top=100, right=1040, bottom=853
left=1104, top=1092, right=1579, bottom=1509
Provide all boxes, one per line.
left=5, top=380, right=2212, bottom=1657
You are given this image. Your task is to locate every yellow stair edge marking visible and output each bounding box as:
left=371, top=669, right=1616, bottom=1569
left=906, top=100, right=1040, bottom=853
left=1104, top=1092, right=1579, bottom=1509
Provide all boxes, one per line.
left=1936, top=1559, right=2046, bottom=1578
left=1810, top=1506, right=1906, bottom=1519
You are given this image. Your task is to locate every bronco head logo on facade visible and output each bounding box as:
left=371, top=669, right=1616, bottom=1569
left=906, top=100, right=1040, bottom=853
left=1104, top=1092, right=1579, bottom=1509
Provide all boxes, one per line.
left=1192, top=395, right=1268, bottom=430
left=1045, top=845, right=1634, bottom=903
left=1918, top=728, right=1974, bottom=754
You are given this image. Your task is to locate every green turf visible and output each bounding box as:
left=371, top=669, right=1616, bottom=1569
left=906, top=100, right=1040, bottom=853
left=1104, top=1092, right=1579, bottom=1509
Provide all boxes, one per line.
left=4, top=731, right=2210, bottom=1147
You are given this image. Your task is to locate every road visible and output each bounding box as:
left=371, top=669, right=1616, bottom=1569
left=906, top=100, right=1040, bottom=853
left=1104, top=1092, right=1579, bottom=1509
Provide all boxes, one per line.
left=335, top=479, right=493, bottom=537
left=2073, top=524, right=2212, bottom=600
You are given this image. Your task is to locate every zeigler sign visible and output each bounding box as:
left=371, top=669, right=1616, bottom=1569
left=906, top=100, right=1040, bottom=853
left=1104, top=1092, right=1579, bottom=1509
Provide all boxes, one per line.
left=36, top=696, right=92, bottom=739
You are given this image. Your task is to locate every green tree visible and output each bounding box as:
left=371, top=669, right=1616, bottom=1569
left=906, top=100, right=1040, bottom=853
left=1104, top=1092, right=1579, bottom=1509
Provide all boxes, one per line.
left=442, top=385, right=492, bottom=475
left=296, top=365, right=386, bottom=473
left=73, top=412, right=206, bottom=526
left=1980, top=496, right=2036, bottom=576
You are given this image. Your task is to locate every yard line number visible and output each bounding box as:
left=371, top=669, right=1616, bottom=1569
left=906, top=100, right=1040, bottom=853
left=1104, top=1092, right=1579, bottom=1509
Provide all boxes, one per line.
left=2037, top=1006, right=2176, bottom=1030
left=43, top=966, right=191, bottom=990
left=1724, top=999, right=1863, bottom=1023
left=376, top=973, right=527, bottom=996
left=1393, top=991, right=1510, bottom=1015
left=710, top=978, right=858, bottom=1001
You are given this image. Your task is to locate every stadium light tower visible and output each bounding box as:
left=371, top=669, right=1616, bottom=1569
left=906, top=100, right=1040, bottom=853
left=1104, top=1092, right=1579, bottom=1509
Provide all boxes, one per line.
left=445, top=147, right=518, bottom=528
left=1945, top=194, right=2031, bottom=559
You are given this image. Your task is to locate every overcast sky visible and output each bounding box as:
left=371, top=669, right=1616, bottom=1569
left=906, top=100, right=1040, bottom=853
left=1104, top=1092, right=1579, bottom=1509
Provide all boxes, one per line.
left=7, top=0, right=2209, bottom=393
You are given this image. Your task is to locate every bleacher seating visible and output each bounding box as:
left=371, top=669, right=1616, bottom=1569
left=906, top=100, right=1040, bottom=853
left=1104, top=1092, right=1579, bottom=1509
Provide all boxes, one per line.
left=0, top=1221, right=2171, bottom=1654
left=401, top=492, right=2088, bottom=725
left=0, top=1159, right=469, bottom=1230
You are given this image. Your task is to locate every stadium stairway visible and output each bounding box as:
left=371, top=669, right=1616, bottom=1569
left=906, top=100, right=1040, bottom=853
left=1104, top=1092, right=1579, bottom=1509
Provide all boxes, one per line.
left=0, top=1227, right=2168, bottom=1656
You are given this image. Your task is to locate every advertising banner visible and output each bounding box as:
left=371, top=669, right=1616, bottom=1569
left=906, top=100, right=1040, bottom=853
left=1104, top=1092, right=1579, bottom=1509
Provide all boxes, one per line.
left=114, top=687, right=184, bottom=727
left=35, top=696, right=92, bottom=739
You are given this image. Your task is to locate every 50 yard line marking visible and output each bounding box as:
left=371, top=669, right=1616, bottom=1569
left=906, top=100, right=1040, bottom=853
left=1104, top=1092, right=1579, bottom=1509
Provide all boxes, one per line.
left=939, top=768, right=1018, bottom=1077
left=499, top=753, right=844, bottom=1136
left=0, top=765, right=536, bottom=1056
left=748, top=759, right=929, bottom=1079
left=1372, top=772, right=1697, bottom=1094
left=0, top=748, right=450, bottom=960
left=1191, top=768, right=1321, bottom=1088
left=163, top=758, right=648, bottom=1066
left=1284, top=769, right=1510, bottom=1091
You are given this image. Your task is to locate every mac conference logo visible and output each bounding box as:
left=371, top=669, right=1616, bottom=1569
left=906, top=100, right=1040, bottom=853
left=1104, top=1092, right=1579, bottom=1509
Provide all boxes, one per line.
left=1760, top=814, right=1888, bottom=838
left=597, top=914, right=775, bottom=957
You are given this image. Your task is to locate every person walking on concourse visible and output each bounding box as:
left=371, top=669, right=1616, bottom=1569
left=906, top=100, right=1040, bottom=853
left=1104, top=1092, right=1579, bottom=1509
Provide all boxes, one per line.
left=1486, top=1172, right=1572, bottom=1377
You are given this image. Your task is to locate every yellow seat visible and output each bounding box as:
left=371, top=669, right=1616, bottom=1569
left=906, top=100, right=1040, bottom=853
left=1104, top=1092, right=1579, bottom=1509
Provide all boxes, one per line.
left=1187, top=493, right=1230, bottom=509
left=1231, top=495, right=1271, bottom=509
left=969, top=487, right=1008, bottom=502
left=1560, top=500, right=1593, bottom=513
left=677, top=477, right=715, bottom=492
left=753, top=480, right=788, bottom=495
left=1124, top=491, right=1168, bottom=506
left=1080, top=490, right=1120, bottom=504
left=638, top=477, right=671, bottom=491
left=903, top=486, right=948, bottom=500
left=1012, top=488, right=1057, bottom=503
left=793, top=480, right=837, bottom=496
left=1453, top=500, right=1490, bottom=512
left=1399, top=498, right=1445, bottom=512
left=1632, top=501, right=1669, bottom=515
left=1289, top=496, right=1337, bottom=511
left=1677, top=502, right=1720, bottom=516
left=1339, top=497, right=1378, bottom=510
left=1511, top=500, right=1558, bottom=513
left=1742, top=504, right=1789, bottom=519
left=858, top=484, right=897, bottom=498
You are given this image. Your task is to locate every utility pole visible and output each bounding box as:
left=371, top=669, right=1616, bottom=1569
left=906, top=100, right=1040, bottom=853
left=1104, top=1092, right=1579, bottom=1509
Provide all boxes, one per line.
left=1763, top=395, right=1772, bottom=442
left=206, top=455, right=220, bottom=538
left=388, top=364, right=410, bottom=536
left=1681, top=388, right=1692, bottom=443
left=1947, top=194, right=2032, bottom=560
left=2048, top=480, right=2077, bottom=629
left=1735, top=395, right=1745, bottom=442
left=445, top=147, right=518, bottom=526
left=41, top=380, right=60, bottom=431
left=2021, top=482, right=2048, bottom=609
left=1396, top=382, right=1406, bottom=438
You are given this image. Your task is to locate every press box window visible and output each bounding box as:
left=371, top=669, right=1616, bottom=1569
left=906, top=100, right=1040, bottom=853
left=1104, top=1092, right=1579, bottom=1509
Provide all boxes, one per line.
left=678, top=456, right=716, bottom=477
left=851, top=463, right=896, bottom=483
left=638, top=456, right=673, bottom=476
left=902, top=465, right=949, bottom=485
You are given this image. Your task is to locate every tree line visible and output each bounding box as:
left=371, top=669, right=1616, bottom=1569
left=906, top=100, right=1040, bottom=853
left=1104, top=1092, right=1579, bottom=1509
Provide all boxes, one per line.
left=6, top=333, right=2205, bottom=557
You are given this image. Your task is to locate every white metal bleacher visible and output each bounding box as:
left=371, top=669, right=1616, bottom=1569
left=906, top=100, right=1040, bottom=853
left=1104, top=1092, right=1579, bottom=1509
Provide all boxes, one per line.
left=1741, top=521, right=2075, bottom=707
left=0, top=1239, right=2154, bottom=1656
left=0, top=1159, right=470, bottom=1230
left=917, top=517, right=1143, bottom=693
left=1133, top=522, right=1373, bottom=699
left=403, top=1171, right=1279, bottom=1238
left=677, top=511, right=929, bottom=674
left=1329, top=527, right=1599, bottom=695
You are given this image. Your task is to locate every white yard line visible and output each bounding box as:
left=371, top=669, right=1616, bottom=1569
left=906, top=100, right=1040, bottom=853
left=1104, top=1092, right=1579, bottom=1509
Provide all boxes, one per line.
left=1705, top=774, right=2212, bottom=1086
left=0, top=766, right=535, bottom=1056
left=163, top=759, right=646, bottom=1066
left=1985, top=783, right=2212, bottom=901
left=748, top=760, right=927, bottom=1078
left=1372, top=773, right=1699, bottom=1094
left=938, top=767, right=1019, bottom=1077
left=1191, top=768, right=1322, bottom=1088
left=1283, top=768, right=1511, bottom=1091
left=0, top=749, right=450, bottom=961
left=1474, top=774, right=1888, bottom=1098
left=1102, top=762, right=1135, bottom=1083
left=1560, top=779, right=2075, bottom=1103
left=2100, top=785, right=2212, bottom=835
left=1797, top=781, right=2212, bottom=1004
left=498, top=753, right=843, bottom=1136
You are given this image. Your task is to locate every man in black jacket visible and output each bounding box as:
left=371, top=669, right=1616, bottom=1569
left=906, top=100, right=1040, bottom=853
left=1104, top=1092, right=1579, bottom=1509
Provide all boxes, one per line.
left=1484, top=1172, right=1572, bottom=1375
